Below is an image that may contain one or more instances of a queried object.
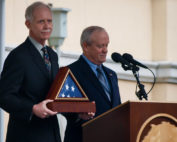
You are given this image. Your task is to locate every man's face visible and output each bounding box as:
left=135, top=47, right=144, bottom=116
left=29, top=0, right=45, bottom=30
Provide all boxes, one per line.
left=83, top=30, right=109, bottom=65
left=25, top=6, right=53, bottom=45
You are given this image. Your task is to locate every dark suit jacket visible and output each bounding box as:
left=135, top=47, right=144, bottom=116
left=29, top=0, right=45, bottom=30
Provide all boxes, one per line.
left=64, top=56, right=121, bottom=142
left=0, top=38, right=61, bottom=142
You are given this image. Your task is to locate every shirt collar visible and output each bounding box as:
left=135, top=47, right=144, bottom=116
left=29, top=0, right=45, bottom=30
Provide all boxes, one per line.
left=28, top=36, right=44, bottom=52
left=82, top=54, right=103, bottom=75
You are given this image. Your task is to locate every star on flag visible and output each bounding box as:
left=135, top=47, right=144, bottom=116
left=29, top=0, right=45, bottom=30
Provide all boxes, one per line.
left=58, top=74, right=83, bottom=98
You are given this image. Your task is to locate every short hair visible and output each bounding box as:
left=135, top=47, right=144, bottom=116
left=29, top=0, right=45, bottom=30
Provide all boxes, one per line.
left=80, top=26, right=107, bottom=48
left=25, top=1, right=51, bottom=21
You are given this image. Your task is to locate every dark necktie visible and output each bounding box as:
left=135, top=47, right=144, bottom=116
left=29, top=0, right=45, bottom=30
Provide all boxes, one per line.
left=42, top=46, right=51, bottom=72
left=97, top=66, right=111, bottom=101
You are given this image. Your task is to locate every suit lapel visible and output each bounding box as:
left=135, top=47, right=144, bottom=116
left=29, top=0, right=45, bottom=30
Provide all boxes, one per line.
left=79, top=57, right=111, bottom=104
left=25, top=38, right=50, bottom=80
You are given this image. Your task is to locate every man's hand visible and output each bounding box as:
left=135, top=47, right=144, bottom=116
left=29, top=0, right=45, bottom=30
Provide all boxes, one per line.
left=32, top=99, right=57, bottom=119
left=78, top=112, right=95, bottom=120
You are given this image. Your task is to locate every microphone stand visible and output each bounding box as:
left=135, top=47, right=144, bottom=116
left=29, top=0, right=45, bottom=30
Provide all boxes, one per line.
left=132, top=66, right=148, bottom=100
left=121, top=63, right=148, bottom=100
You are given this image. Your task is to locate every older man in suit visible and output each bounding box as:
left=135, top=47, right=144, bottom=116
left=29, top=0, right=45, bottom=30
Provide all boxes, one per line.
left=0, top=2, right=61, bottom=142
left=64, top=26, right=121, bottom=142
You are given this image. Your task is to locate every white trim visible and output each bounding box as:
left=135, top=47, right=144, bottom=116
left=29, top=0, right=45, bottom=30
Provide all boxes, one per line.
left=59, top=51, right=177, bottom=84
left=4, top=47, right=177, bottom=84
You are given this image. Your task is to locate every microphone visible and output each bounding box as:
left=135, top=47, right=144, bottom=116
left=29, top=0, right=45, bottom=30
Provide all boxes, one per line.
left=111, top=52, right=134, bottom=71
left=122, top=53, right=148, bottom=69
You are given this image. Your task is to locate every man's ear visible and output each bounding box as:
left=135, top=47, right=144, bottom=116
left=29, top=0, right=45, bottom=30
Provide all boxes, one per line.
left=25, top=20, right=30, bottom=29
left=82, top=42, right=88, bottom=51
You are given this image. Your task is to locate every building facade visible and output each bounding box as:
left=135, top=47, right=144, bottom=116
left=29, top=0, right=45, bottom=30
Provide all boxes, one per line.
left=1, top=0, right=177, bottom=141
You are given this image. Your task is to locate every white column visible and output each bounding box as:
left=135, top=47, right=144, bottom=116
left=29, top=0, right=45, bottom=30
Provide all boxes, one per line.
left=0, top=0, right=6, bottom=142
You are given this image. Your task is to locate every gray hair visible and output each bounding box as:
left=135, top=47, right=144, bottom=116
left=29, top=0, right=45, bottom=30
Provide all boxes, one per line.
left=80, top=26, right=106, bottom=48
left=25, top=1, right=51, bottom=21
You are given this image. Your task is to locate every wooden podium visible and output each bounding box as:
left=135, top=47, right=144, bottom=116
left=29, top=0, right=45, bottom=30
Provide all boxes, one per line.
left=82, top=101, right=177, bottom=142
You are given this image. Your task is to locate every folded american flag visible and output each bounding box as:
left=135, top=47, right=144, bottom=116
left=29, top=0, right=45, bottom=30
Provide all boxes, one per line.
left=58, top=74, right=83, bottom=98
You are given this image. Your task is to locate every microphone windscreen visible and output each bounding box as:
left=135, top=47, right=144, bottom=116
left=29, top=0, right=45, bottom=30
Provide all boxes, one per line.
left=111, top=52, right=122, bottom=63
left=123, top=53, right=148, bottom=69
left=122, top=53, right=133, bottom=61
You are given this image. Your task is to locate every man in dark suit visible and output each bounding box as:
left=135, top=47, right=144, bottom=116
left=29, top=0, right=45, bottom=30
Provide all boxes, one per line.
left=64, top=26, right=121, bottom=142
left=0, top=2, right=61, bottom=142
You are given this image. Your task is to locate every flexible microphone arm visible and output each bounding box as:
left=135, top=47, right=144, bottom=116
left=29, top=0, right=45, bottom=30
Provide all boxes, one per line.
left=131, top=68, right=148, bottom=100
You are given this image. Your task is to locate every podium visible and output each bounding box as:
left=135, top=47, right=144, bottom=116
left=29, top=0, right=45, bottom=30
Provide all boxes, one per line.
left=82, top=101, right=177, bottom=142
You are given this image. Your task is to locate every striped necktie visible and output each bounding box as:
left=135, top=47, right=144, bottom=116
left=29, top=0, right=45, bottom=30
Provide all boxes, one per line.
left=97, top=66, right=111, bottom=101
left=42, top=46, right=51, bottom=72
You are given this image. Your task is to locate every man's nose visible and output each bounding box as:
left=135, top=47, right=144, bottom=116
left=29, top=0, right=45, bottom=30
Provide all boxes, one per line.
left=44, top=21, right=51, bottom=28
left=103, top=46, right=108, bottom=53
